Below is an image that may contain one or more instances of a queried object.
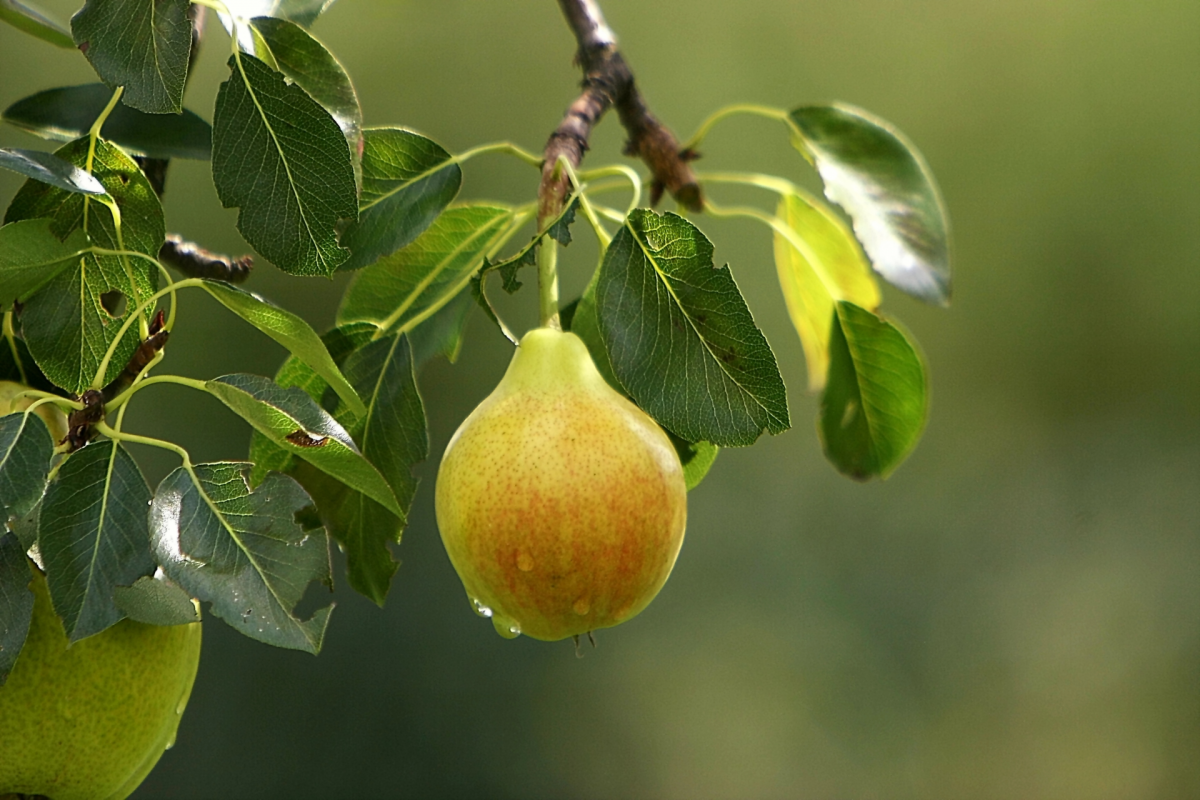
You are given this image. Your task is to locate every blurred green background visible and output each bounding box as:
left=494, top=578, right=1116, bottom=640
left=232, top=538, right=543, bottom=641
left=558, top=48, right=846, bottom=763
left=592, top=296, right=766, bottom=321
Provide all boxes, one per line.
left=2, top=0, right=1198, bottom=797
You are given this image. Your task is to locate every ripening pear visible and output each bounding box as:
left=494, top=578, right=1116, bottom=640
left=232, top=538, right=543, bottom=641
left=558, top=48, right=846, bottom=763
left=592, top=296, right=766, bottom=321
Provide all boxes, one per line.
left=0, top=562, right=201, bottom=800
left=0, top=378, right=68, bottom=442
left=436, top=327, right=687, bottom=641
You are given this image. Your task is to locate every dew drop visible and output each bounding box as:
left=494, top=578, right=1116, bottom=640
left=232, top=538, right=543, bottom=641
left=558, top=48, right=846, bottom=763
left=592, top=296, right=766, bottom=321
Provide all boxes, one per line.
left=165, top=732, right=176, bottom=750
left=516, top=552, right=534, bottom=572
left=572, top=597, right=590, bottom=616
left=471, top=598, right=493, bottom=618
left=492, top=614, right=521, bottom=639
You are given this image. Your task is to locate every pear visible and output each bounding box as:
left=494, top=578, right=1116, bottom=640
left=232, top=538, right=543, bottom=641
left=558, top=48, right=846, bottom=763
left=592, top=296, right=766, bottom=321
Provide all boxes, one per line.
left=0, top=562, right=202, bottom=800
left=0, top=379, right=68, bottom=442
left=436, top=327, right=687, bottom=641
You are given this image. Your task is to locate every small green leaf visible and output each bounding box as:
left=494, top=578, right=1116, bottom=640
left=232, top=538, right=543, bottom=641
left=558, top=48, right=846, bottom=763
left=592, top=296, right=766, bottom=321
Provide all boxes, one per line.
left=150, top=462, right=332, bottom=653
left=820, top=301, right=928, bottom=480
left=0, top=411, right=54, bottom=524
left=39, top=440, right=155, bottom=642
left=71, top=0, right=192, bottom=114
left=774, top=191, right=881, bottom=391
left=0, top=220, right=90, bottom=308
left=112, top=576, right=199, bottom=626
left=3, top=85, right=212, bottom=160
left=477, top=197, right=578, bottom=294
left=339, top=128, right=462, bottom=271
left=0, top=148, right=105, bottom=195
left=5, top=138, right=162, bottom=393
left=0, top=0, right=73, bottom=48
left=596, top=209, right=790, bottom=447
left=791, top=104, right=951, bottom=305
left=468, top=272, right=517, bottom=345
left=199, top=280, right=365, bottom=417
left=0, top=533, right=34, bottom=686
left=546, top=196, right=578, bottom=246
left=205, top=373, right=402, bottom=518
left=211, top=52, right=357, bottom=276
left=667, top=433, right=719, bottom=492
left=338, top=205, right=514, bottom=331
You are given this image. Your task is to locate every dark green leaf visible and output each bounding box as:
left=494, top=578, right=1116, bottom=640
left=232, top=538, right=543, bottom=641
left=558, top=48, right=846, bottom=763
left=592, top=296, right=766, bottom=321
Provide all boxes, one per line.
left=150, top=462, right=332, bottom=652
left=205, top=373, right=402, bottom=517
left=112, top=575, right=199, bottom=626
left=71, top=0, right=192, bottom=114
left=339, top=128, right=462, bottom=271
left=0, top=329, right=56, bottom=394
left=0, top=0, right=73, bottom=48
left=791, top=104, right=951, bottom=305
left=0, top=411, right=54, bottom=524
left=596, top=209, right=789, bottom=447
left=477, top=198, right=577, bottom=294
left=0, top=148, right=105, bottom=195
left=3, top=85, right=212, bottom=160
left=820, top=301, right=928, bottom=480
left=211, top=52, right=357, bottom=276
left=199, top=280, right=365, bottom=417
left=546, top=196, right=578, bottom=246
left=0, top=219, right=91, bottom=307
left=5, top=138, right=161, bottom=393
left=667, top=432, right=719, bottom=492
left=408, top=286, right=472, bottom=367
left=39, top=440, right=154, bottom=641
left=338, top=205, right=513, bottom=330
left=0, top=533, right=34, bottom=686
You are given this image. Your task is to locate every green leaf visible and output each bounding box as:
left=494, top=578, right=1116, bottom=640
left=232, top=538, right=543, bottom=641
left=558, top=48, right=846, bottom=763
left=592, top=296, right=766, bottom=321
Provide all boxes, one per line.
left=3, top=85, right=212, bottom=160
left=150, top=462, right=332, bottom=653
left=0, top=533, right=34, bottom=686
left=339, top=128, right=462, bottom=271
left=112, top=575, right=199, bottom=626
left=71, top=0, right=192, bottom=114
left=0, top=0, right=74, bottom=48
left=211, top=52, right=358, bottom=276
left=477, top=197, right=577, bottom=294
left=791, top=104, right=951, bottom=305
left=468, top=272, right=517, bottom=345
left=0, top=220, right=91, bottom=308
left=38, top=440, right=155, bottom=642
left=565, top=271, right=621, bottom=392
left=668, top=434, right=719, bottom=492
left=0, top=148, right=105, bottom=195
left=820, top=301, right=928, bottom=480
left=774, top=191, right=881, bottom=391
left=5, top=138, right=162, bottom=393
left=338, top=205, right=514, bottom=331
left=408, top=286, right=472, bottom=367
left=0, top=328, right=56, bottom=395
left=595, top=209, right=789, bottom=447
left=0, top=411, right=54, bottom=525
left=205, top=373, right=402, bottom=517
left=199, top=280, right=365, bottom=417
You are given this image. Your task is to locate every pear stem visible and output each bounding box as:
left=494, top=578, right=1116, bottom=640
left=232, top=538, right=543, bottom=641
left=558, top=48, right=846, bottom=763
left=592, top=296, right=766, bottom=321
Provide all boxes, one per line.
left=537, top=231, right=561, bottom=330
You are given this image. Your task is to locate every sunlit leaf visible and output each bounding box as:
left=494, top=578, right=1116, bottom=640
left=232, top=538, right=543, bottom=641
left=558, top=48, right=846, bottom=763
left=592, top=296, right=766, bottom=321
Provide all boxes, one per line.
left=774, top=191, right=880, bottom=391
left=0, top=533, right=34, bottom=686
left=5, top=138, right=162, bottom=393
left=3, top=85, right=212, bottom=160
left=0, top=411, right=54, bottom=525
left=38, top=440, right=154, bottom=641
left=820, top=301, right=927, bottom=480
left=791, top=104, right=951, bottom=305
left=338, top=205, right=513, bottom=331
left=112, top=575, right=199, bottom=626
left=595, top=209, right=789, bottom=447
left=150, top=462, right=332, bottom=653
left=0, top=148, right=105, bottom=195
left=221, top=0, right=335, bottom=28
left=0, top=0, right=73, bottom=48
left=71, top=0, right=192, bottom=114
left=0, top=220, right=90, bottom=308
left=211, top=52, right=357, bottom=276
left=667, top=432, right=719, bottom=492
left=339, top=128, right=462, bottom=271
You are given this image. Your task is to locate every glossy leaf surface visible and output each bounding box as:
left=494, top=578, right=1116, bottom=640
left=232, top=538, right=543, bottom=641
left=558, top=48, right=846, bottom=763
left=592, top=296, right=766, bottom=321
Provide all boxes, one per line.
left=596, top=209, right=789, bottom=447
left=0, top=148, right=104, bottom=195
left=3, top=85, right=212, bottom=160
left=38, top=440, right=154, bottom=641
left=0, top=219, right=90, bottom=308
left=71, top=0, right=192, bottom=113
left=0, top=533, right=33, bottom=686
left=791, top=104, right=951, bottom=305
left=0, top=411, right=54, bottom=525
left=820, top=301, right=927, bottom=480
left=211, top=52, right=357, bottom=276
left=0, top=0, right=73, bottom=47
left=150, top=462, right=332, bottom=652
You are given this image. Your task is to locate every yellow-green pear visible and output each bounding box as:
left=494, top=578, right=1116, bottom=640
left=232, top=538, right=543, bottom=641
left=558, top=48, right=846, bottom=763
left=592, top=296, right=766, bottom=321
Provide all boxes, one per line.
left=0, top=379, right=67, bottom=443
left=0, top=563, right=202, bottom=800
left=436, top=327, right=687, bottom=641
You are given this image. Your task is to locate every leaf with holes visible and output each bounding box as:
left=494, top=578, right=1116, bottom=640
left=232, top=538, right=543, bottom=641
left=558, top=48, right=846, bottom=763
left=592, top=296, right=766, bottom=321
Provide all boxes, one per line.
left=37, top=440, right=154, bottom=641
left=5, top=137, right=162, bottom=393
left=338, top=205, right=514, bottom=332
left=820, top=301, right=927, bottom=480
left=791, top=104, right=951, bottom=305
left=0, top=532, right=34, bottom=685
left=1, top=0, right=74, bottom=48
left=0, top=220, right=90, bottom=309
left=595, top=209, right=789, bottom=447
left=339, top=128, right=462, bottom=271
left=774, top=191, right=880, bottom=391
left=71, top=0, right=192, bottom=114
left=211, top=52, right=357, bottom=276
left=0, top=411, right=54, bottom=525
left=150, top=462, right=331, bottom=652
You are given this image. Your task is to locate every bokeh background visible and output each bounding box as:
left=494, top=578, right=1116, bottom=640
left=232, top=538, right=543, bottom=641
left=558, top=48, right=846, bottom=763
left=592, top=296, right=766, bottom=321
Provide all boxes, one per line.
left=2, top=1, right=1198, bottom=797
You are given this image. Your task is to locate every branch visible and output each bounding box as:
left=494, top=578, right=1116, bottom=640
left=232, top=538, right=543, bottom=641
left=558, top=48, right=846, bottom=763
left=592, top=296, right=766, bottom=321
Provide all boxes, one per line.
left=539, top=0, right=701, bottom=224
